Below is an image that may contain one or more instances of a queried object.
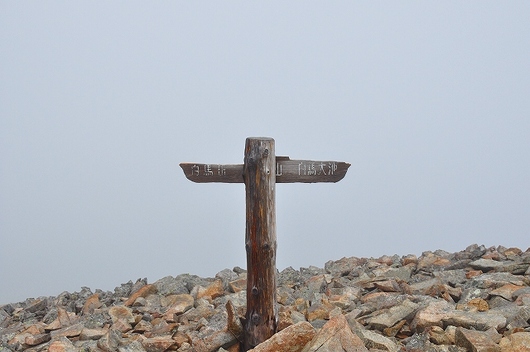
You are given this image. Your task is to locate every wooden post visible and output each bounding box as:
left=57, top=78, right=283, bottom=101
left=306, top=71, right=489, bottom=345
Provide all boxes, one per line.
left=179, top=137, right=350, bottom=351
left=243, top=137, right=277, bottom=350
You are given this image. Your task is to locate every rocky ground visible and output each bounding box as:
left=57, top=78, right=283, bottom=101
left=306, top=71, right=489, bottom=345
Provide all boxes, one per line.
left=1, top=244, right=530, bottom=352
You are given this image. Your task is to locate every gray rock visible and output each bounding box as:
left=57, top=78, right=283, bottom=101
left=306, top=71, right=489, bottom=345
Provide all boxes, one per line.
left=469, top=259, right=529, bottom=274
left=0, top=309, right=9, bottom=327
left=444, top=310, right=506, bottom=331
left=470, top=272, right=526, bottom=289
left=301, top=314, right=368, bottom=352
left=366, top=299, right=419, bottom=330
left=356, top=329, right=398, bottom=352
left=97, top=329, right=122, bottom=352
left=381, top=266, right=413, bottom=282
left=215, top=269, right=239, bottom=288
left=278, top=266, right=303, bottom=287
left=118, top=340, right=147, bottom=352
left=325, top=256, right=362, bottom=277
left=499, top=332, right=530, bottom=351
left=433, top=269, right=467, bottom=286
left=152, top=275, right=189, bottom=296
left=114, top=281, right=134, bottom=298
left=249, top=321, right=315, bottom=352
left=491, top=305, right=530, bottom=329
left=454, top=327, right=502, bottom=351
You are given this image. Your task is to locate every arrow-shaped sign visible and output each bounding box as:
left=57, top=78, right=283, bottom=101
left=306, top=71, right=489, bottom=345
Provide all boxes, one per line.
left=179, top=156, right=350, bottom=184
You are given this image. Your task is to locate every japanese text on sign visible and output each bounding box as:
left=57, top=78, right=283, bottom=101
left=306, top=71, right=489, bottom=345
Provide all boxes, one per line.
left=298, top=161, right=338, bottom=176
left=191, top=164, right=227, bottom=177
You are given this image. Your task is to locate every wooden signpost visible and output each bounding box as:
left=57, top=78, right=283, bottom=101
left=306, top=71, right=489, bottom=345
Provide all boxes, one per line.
left=180, top=137, right=350, bottom=350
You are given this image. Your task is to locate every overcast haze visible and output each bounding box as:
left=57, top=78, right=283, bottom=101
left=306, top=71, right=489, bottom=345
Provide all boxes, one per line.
left=1, top=2, right=529, bottom=304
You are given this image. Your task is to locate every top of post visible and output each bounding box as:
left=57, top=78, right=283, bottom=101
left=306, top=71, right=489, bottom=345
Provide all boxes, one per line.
left=246, top=137, right=274, bottom=141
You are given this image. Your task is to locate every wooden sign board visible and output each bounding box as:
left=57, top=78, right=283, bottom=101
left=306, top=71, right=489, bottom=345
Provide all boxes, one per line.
left=180, top=137, right=349, bottom=350
left=180, top=156, right=350, bottom=184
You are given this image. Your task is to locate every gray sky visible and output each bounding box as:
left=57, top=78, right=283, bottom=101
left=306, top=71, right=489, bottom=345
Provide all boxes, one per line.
left=1, top=2, right=529, bottom=305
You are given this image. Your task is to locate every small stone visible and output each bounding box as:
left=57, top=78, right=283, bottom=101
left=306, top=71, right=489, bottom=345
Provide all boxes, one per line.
left=402, top=254, right=418, bottom=266
left=132, top=296, right=147, bottom=307
left=377, top=255, right=396, bottom=266
left=306, top=300, right=335, bottom=322
left=178, top=304, right=216, bottom=323
left=356, top=329, right=398, bottom=351
left=427, top=326, right=451, bottom=345
left=278, top=307, right=295, bottom=331
left=215, top=268, right=239, bottom=285
left=50, top=323, right=84, bottom=338
left=306, top=275, right=327, bottom=294
left=327, top=294, right=353, bottom=311
left=383, top=320, right=406, bottom=338
left=373, top=280, right=400, bottom=292
left=133, top=319, right=153, bottom=333
left=466, top=270, right=483, bottom=279
left=24, top=332, right=51, bottom=346
left=190, top=301, right=243, bottom=352
left=301, top=314, right=368, bottom=352
left=411, top=299, right=453, bottom=331
left=97, top=329, right=122, bottom=352
left=82, top=293, right=102, bottom=315
left=490, top=284, right=525, bottom=301
left=172, top=331, right=190, bottom=348
left=503, top=247, right=523, bottom=257
left=79, top=327, right=108, bottom=340
left=367, top=299, right=419, bottom=330
left=403, top=332, right=430, bottom=352
left=471, top=272, right=525, bottom=289
left=46, top=307, right=75, bottom=331
left=248, top=321, right=316, bottom=352
left=109, top=306, right=135, bottom=324
left=309, top=319, right=327, bottom=329
left=409, top=278, right=444, bottom=295
left=492, top=304, right=530, bottom=329
left=48, top=336, right=77, bottom=352
left=445, top=309, right=507, bottom=331
left=228, top=276, right=247, bottom=293
left=360, top=292, right=407, bottom=310
left=417, top=252, right=452, bottom=271
left=455, top=327, right=502, bottom=351
left=324, top=256, right=362, bottom=277
left=163, top=294, right=194, bottom=321
left=149, top=320, right=178, bottom=336
left=382, top=266, right=413, bottom=282
left=118, top=340, right=148, bottom=352
left=434, top=269, right=468, bottom=286
left=22, top=323, right=44, bottom=335
left=25, top=299, right=47, bottom=314
left=196, top=279, right=225, bottom=300
left=152, top=276, right=189, bottom=296
left=499, top=332, right=530, bottom=351
left=141, top=336, right=176, bottom=352
left=124, top=284, right=157, bottom=306
left=467, top=298, right=489, bottom=312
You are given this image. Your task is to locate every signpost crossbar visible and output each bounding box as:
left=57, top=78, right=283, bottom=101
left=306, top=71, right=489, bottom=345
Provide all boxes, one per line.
left=180, top=137, right=349, bottom=351
left=180, top=157, right=350, bottom=184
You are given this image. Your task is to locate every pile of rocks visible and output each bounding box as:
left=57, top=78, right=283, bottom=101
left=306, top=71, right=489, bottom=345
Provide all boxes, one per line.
left=1, top=244, right=530, bottom=352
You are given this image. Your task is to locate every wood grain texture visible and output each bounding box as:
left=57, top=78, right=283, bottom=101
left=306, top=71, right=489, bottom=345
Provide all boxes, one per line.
left=243, top=137, right=278, bottom=350
left=179, top=163, right=243, bottom=183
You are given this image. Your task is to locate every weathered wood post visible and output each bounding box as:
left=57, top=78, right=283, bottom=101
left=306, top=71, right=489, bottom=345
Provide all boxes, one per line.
left=179, top=137, right=349, bottom=350
left=243, top=138, right=277, bottom=349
